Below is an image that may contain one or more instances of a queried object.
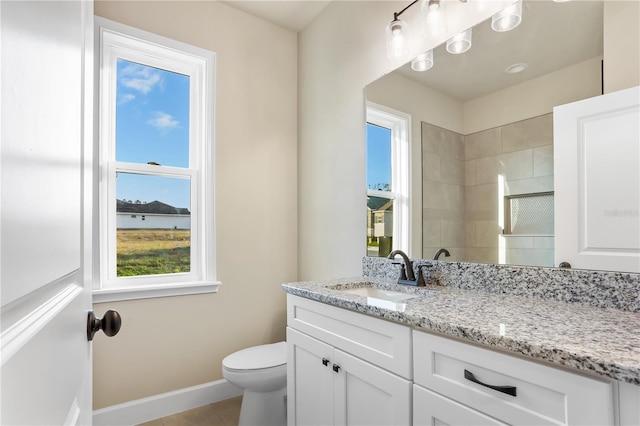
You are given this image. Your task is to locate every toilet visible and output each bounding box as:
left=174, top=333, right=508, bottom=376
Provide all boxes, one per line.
left=222, top=341, right=287, bottom=426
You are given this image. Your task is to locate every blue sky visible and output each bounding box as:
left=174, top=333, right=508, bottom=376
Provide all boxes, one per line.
left=115, top=59, right=392, bottom=208
left=115, top=59, right=191, bottom=209
left=366, top=123, right=392, bottom=191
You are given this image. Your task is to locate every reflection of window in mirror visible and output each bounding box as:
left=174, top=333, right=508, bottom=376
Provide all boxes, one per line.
left=366, top=103, right=410, bottom=257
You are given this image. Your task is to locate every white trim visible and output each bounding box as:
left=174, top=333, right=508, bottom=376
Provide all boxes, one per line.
left=92, top=280, right=221, bottom=303
left=92, top=379, right=242, bottom=426
left=1, top=278, right=82, bottom=365
left=366, top=102, right=411, bottom=254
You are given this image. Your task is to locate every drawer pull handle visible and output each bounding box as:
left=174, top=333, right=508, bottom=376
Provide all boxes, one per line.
left=322, top=358, right=329, bottom=366
left=333, top=364, right=341, bottom=373
left=464, top=370, right=517, bottom=397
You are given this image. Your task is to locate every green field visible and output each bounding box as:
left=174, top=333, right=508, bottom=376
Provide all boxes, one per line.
left=117, top=229, right=190, bottom=277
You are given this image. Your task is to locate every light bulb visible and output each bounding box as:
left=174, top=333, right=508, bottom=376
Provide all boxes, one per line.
left=411, top=50, right=434, bottom=72
left=386, top=19, right=410, bottom=59
left=491, top=0, right=523, bottom=32
left=428, top=0, right=440, bottom=11
left=446, top=28, right=472, bottom=54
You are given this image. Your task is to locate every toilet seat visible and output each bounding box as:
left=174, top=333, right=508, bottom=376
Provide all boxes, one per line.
left=222, top=341, right=286, bottom=371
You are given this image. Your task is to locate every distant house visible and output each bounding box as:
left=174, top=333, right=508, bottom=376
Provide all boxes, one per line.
left=116, top=200, right=190, bottom=230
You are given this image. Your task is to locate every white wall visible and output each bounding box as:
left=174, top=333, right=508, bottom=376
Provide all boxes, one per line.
left=298, top=0, right=511, bottom=280
left=93, top=1, right=297, bottom=409
left=464, top=57, right=602, bottom=134
left=603, top=1, right=640, bottom=94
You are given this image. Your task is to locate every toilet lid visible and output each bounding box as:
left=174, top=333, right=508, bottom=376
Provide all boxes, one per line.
left=223, top=341, right=287, bottom=371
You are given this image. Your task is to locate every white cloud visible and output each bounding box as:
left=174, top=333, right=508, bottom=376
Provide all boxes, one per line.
left=119, top=63, right=161, bottom=94
left=118, top=93, right=136, bottom=105
left=147, top=111, right=179, bottom=130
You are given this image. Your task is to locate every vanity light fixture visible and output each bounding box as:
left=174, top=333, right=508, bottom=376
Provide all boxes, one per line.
left=446, top=27, right=472, bottom=54
left=386, top=18, right=411, bottom=59
left=411, top=49, right=434, bottom=71
left=391, top=0, right=514, bottom=68
left=385, top=0, right=419, bottom=59
left=386, top=0, right=465, bottom=59
left=491, top=0, right=523, bottom=32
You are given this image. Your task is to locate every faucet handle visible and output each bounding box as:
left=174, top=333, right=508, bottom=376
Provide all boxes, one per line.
left=416, top=265, right=426, bottom=287
left=391, top=262, right=408, bottom=280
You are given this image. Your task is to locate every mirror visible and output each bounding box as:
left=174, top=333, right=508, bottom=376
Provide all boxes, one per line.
left=366, top=0, right=606, bottom=268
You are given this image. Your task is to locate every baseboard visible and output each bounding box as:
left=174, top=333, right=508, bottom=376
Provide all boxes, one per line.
left=92, top=379, right=243, bottom=426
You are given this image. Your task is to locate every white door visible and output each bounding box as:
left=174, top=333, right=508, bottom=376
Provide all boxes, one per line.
left=334, top=349, right=411, bottom=426
left=1, top=1, right=95, bottom=424
left=287, top=328, right=334, bottom=426
left=554, top=86, right=640, bottom=272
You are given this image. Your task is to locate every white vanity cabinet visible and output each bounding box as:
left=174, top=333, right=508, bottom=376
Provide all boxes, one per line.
left=286, top=295, right=412, bottom=426
left=413, top=331, right=615, bottom=425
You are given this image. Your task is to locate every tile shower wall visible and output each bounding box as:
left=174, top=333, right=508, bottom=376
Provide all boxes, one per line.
left=422, top=114, right=555, bottom=266
left=422, top=122, right=466, bottom=261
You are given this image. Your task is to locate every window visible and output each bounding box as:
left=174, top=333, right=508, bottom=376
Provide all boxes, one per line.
left=366, top=103, right=410, bottom=257
left=94, top=18, right=218, bottom=302
left=504, top=192, right=554, bottom=235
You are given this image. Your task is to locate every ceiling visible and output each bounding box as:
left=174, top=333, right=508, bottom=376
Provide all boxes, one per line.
left=219, top=0, right=332, bottom=32
left=393, top=1, right=604, bottom=101
left=219, top=1, right=604, bottom=101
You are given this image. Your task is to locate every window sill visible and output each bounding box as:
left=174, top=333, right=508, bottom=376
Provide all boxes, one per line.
left=92, top=281, right=221, bottom=304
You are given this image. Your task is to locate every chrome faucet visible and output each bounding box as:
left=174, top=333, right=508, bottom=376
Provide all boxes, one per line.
left=433, top=248, right=451, bottom=260
left=388, top=250, right=425, bottom=286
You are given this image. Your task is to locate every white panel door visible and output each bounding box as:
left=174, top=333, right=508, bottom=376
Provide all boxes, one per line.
left=554, top=86, right=640, bottom=272
left=1, top=1, right=94, bottom=424
left=287, top=328, right=334, bottom=426
left=334, top=349, right=411, bottom=426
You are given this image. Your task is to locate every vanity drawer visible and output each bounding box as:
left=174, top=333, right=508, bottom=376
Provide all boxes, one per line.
left=413, top=331, right=614, bottom=425
left=414, top=385, right=507, bottom=426
left=287, top=295, right=411, bottom=378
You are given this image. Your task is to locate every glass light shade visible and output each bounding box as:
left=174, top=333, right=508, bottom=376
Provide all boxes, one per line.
left=386, top=19, right=410, bottom=59
left=411, top=50, right=434, bottom=72
left=446, top=28, right=472, bottom=54
left=491, top=0, right=523, bottom=32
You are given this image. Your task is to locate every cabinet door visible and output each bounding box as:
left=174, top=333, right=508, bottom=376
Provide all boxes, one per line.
left=287, top=328, right=334, bottom=426
left=619, top=382, right=640, bottom=426
left=414, top=385, right=506, bottom=426
left=554, top=85, right=640, bottom=272
left=334, top=349, right=412, bottom=426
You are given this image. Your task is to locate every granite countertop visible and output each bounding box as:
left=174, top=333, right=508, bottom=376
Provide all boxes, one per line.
left=282, top=276, right=640, bottom=385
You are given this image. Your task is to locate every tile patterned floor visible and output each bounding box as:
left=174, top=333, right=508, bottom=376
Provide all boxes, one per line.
left=137, top=396, right=242, bottom=426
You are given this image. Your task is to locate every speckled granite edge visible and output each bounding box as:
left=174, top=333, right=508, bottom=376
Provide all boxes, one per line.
left=363, top=257, right=640, bottom=312
left=282, top=277, right=640, bottom=385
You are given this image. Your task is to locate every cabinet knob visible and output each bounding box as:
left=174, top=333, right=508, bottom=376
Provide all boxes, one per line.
left=332, top=364, right=341, bottom=373
left=322, top=358, right=329, bottom=366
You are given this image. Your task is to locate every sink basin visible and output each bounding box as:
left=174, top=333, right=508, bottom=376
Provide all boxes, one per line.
left=342, top=286, right=417, bottom=303
left=326, top=282, right=420, bottom=311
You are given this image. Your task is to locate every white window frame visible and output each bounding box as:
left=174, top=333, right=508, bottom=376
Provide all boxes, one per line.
left=366, top=102, right=411, bottom=255
left=93, top=17, right=219, bottom=303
